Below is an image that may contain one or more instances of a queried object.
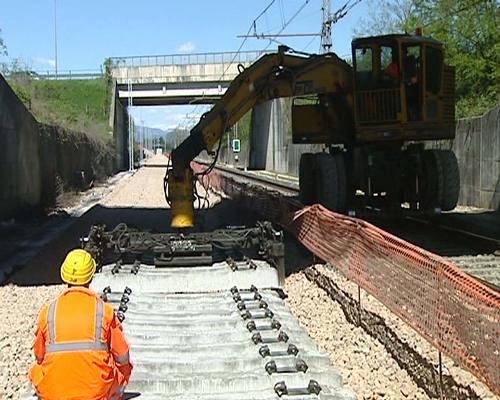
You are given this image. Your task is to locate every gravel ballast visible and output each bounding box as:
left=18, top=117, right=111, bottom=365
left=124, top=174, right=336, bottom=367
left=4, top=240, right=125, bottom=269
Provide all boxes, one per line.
left=284, top=265, right=497, bottom=399
left=0, top=285, right=64, bottom=399
left=2, top=158, right=497, bottom=399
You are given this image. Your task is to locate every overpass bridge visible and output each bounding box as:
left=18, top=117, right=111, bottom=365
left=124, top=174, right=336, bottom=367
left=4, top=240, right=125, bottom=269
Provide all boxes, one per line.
left=108, top=49, right=283, bottom=172
left=109, top=50, right=266, bottom=105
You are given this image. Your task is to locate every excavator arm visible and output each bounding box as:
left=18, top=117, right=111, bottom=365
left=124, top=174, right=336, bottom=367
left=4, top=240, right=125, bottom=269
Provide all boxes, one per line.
left=168, top=46, right=353, bottom=228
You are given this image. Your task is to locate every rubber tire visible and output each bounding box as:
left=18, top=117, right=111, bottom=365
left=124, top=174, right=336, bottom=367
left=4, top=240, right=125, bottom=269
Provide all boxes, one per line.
left=420, top=150, right=442, bottom=210
left=333, top=153, right=347, bottom=212
left=299, top=153, right=316, bottom=205
left=314, top=153, right=346, bottom=213
left=436, top=149, right=460, bottom=211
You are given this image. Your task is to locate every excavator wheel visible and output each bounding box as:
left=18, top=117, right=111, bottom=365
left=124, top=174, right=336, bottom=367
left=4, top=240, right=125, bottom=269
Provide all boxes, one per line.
left=419, top=150, right=442, bottom=210
left=314, top=153, right=347, bottom=213
left=435, top=149, right=460, bottom=211
left=299, top=153, right=317, bottom=205
left=333, top=152, right=347, bottom=212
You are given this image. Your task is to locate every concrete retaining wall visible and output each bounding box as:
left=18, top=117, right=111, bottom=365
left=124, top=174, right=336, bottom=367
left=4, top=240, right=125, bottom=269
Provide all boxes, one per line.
left=38, top=124, right=114, bottom=206
left=0, top=75, right=42, bottom=218
left=0, top=74, right=114, bottom=220
left=430, top=106, right=500, bottom=210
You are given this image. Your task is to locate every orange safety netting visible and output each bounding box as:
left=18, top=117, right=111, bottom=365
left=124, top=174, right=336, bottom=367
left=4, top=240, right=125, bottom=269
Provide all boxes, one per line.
left=192, top=162, right=500, bottom=394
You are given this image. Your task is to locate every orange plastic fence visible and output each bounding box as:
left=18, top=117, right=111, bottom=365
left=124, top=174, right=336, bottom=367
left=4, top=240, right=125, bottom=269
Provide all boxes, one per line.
left=192, top=163, right=500, bottom=395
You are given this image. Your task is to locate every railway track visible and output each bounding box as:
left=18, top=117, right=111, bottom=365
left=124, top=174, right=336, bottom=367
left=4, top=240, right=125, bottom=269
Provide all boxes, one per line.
left=202, top=162, right=500, bottom=291
left=447, top=255, right=500, bottom=289
left=78, top=224, right=356, bottom=399
left=369, top=215, right=500, bottom=291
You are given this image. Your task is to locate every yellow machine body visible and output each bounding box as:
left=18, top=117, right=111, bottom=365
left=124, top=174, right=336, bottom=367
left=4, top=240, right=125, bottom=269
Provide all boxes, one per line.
left=169, top=46, right=352, bottom=228
left=168, top=34, right=457, bottom=226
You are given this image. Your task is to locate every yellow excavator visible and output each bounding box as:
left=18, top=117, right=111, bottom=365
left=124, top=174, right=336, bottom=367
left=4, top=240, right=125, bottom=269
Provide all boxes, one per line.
left=167, top=32, right=458, bottom=228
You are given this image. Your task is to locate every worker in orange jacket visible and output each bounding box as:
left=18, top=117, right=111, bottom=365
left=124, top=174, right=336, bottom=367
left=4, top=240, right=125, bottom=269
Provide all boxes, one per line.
left=28, top=249, right=133, bottom=400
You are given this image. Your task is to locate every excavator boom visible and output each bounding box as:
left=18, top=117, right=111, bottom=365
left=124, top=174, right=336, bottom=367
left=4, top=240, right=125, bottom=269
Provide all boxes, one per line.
left=168, top=47, right=352, bottom=228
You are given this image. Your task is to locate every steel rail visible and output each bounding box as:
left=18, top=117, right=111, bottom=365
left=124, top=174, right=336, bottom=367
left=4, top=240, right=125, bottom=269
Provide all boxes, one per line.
left=204, top=162, right=499, bottom=248
left=204, top=159, right=500, bottom=253
left=196, top=160, right=299, bottom=195
left=406, top=215, right=500, bottom=248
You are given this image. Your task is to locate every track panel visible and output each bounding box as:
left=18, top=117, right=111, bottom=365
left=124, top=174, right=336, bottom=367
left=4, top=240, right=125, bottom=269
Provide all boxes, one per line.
left=91, top=262, right=357, bottom=399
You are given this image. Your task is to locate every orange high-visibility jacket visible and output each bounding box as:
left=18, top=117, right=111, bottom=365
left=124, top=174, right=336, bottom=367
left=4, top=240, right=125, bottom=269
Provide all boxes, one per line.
left=29, top=287, right=133, bottom=400
left=385, top=62, right=399, bottom=78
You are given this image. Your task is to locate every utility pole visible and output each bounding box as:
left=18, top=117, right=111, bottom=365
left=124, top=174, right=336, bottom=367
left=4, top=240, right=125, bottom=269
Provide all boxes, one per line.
left=239, top=0, right=335, bottom=53
left=140, top=119, right=144, bottom=164
left=127, top=80, right=134, bottom=171
left=54, top=0, right=58, bottom=76
left=239, top=0, right=358, bottom=55
left=320, top=0, right=332, bottom=53
left=321, top=0, right=362, bottom=52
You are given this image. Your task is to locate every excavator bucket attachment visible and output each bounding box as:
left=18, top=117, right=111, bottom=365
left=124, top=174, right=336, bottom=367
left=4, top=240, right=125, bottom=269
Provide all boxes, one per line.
left=169, top=168, right=194, bottom=228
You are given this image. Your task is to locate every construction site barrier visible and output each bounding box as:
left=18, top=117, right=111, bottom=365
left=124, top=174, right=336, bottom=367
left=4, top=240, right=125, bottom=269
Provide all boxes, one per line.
left=192, top=163, right=500, bottom=395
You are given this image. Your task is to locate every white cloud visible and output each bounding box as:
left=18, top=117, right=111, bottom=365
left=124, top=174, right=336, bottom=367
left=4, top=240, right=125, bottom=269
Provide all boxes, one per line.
left=32, top=57, right=56, bottom=68
left=177, top=41, right=196, bottom=53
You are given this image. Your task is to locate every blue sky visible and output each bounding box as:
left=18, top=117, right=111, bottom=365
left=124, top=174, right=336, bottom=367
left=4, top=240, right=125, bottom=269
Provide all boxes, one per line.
left=1, top=0, right=370, bottom=131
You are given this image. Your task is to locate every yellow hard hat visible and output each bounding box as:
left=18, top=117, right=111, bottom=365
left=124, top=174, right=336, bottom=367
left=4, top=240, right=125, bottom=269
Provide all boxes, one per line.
left=60, top=249, right=96, bottom=285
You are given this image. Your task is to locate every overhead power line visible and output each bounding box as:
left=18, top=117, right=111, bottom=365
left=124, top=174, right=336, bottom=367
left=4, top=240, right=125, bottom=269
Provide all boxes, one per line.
left=278, top=0, right=286, bottom=28
left=238, top=32, right=319, bottom=38
left=237, top=0, right=316, bottom=47
left=218, top=0, right=277, bottom=81
left=263, top=0, right=313, bottom=51
left=179, top=1, right=279, bottom=133
left=241, top=0, right=361, bottom=54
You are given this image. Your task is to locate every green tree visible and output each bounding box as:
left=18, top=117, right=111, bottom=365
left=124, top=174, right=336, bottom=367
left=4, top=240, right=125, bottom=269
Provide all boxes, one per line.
left=354, top=0, right=422, bottom=36
left=0, top=28, right=7, bottom=73
left=0, top=28, right=6, bottom=56
left=418, top=0, right=499, bottom=116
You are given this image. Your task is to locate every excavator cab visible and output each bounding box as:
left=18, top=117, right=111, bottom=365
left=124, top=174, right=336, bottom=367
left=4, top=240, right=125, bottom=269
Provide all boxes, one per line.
left=352, top=33, right=455, bottom=142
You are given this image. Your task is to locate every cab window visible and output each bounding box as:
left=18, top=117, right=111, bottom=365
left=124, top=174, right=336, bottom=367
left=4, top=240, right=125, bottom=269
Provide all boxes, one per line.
left=380, top=45, right=399, bottom=85
left=402, top=44, right=422, bottom=121
left=355, top=47, right=373, bottom=89
left=425, top=46, right=442, bottom=94
left=402, top=45, right=420, bottom=84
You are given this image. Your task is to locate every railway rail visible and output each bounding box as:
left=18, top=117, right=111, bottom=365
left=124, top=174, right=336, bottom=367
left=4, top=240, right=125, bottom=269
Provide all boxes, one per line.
left=201, top=162, right=300, bottom=197
left=199, top=161, right=500, bottom=291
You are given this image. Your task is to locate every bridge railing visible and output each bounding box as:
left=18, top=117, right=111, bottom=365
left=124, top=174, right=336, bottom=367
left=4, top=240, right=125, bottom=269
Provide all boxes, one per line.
left=3, top=69, right=103, bottom=80
left=109, top=50, right=268, bottom=68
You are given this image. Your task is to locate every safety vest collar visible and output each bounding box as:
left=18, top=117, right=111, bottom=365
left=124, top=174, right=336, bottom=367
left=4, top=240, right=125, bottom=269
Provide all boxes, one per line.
left=61, top=286, right=99, bottom=298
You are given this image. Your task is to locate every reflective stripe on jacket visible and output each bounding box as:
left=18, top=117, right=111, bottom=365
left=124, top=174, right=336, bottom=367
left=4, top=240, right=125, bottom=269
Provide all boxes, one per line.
left=29, top=287, right=132, bottom=400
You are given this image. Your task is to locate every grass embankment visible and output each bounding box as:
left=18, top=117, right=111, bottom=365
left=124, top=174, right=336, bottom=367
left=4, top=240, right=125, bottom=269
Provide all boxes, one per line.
left=8, top=77, right=111, bottom=140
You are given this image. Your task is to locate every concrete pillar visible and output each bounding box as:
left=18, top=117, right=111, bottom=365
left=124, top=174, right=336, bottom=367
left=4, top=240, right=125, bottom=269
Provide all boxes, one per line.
left=248, top=101, right=272, bottom=170
left=268, top=99, right=288, bottom=173
left=112, top=87, right=129, bottom=172
left=248, top=99, right=289, bottom=172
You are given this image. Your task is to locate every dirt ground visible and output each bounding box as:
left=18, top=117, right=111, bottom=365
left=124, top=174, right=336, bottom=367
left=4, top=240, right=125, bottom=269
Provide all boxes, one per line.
left=1, top=157, right=497, bottom=399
